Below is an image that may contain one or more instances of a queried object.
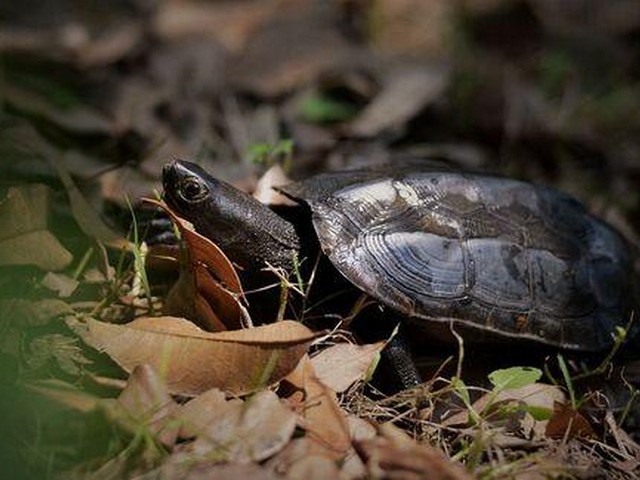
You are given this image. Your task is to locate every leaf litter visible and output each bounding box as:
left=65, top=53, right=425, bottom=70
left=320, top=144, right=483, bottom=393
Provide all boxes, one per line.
left=2, top=1, right=640, bottom=479
left=67, top=316, right=321, bottom=396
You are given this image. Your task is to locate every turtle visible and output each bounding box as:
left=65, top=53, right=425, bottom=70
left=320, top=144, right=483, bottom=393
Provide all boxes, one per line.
left=161, top=159, right=637, bottom=385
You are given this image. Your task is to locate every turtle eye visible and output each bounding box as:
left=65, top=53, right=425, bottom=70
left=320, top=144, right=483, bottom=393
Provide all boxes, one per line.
left=179, top=177, right=209, bottom=202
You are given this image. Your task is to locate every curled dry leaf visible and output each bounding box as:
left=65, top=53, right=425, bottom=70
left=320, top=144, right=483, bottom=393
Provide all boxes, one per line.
left=191, top=390, right=297, bottom=463
left=0, top=184, right=73, bottom=271
left=311, top=341, right=384, bottom=393
left=282, top=355, right=351, bottom=460
left=68, top=316, right=321, bottom=395
left=144, top=198, right=244, bottom=332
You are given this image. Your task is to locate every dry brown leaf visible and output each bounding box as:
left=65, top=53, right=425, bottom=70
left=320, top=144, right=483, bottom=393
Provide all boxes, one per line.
left=28, top=379, right=183, bottom=465
left=118, top=365, right=179, bottom=446
left=0, top=184, right=73, bottom=270
left=153, top=0, right=286, bottom=53
left=266, top=437, right=313, bottom=475
left=145, top=198, right=244, bottom=332
left=311, top=341, right=384, bottom=393
left=253, top=164, right=296, bottom=206
left=173, top=388, right=242, bottom=439
left=135, top=457, right=280, bottom=480
left=51, top=156, right=123, bottom=244
left=2, top=83, right=114, bottom=134
left=68, top=316, right=321, bottom=395
left=72, top=22, right=143, bottom=67
left=227, top=1, right=359, bottom=97
left=355, top=427, right=473, bottom=480
left=545, top=402, right=597, bottom=440
left=282, top=355, right=351, bottom=460
left=348, top=65, right=449, bottom=137
left=371, top=0, right=453, bottom=56
left=286, top=455, right=341, bottom=480
left=191, top=390, right=297, bottom=463
left=0, top=298, right=73, bottom=327
left=0, top=231, right=73, bottom=271
left=0, top=8, right=143, bottom=67
left=41, top=272, right=79, bottom=298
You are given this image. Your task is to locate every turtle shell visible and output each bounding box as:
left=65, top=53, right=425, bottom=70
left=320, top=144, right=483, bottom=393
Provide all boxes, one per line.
left=279, top=168, right=636, bottom=351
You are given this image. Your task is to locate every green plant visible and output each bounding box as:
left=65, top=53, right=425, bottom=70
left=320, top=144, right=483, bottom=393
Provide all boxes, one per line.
left=248, top=139, right=294, bottom=172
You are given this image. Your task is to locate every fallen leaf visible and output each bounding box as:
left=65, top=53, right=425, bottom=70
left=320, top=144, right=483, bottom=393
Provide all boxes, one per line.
left=0, top=5, right=144, bottom=66
left=0, top=231, right=73, bottom=271
left=227, top=1, right=360, bottom=97
left=355, top=425, right=473, bottom=480
left=27, top=333, right=92, bottom=375
left=118, top=365, right=179, bottom=446
left=545, top=402, right=597, bottom=440
left=51, top=155, right=123, bottom=244
left=0, top=298, right=73, bottom=326
left=145, top=198, right=245, bottom=332
left=191, top=390, right=297, bottom=463
left=68, top=316, right=321, bottom=395
left=72, top=22, right=143, bottom=67
left=266, top=420, right=367, bottom=479
left=266, top=437, right=314, bottom=475
left=286, top=455, right=341, bottom=480
left=135, top=456, right=280, bottom=480
left=173, top=388, right=241, bottom=439
left=41, top=272, right=79, bottom=298
left=253, top=164, right=295, bottom=206
left=348, top=65, right=449, bottom=137
left=311, top=341, right=384, bottom=393
left=282, top=355, right=351, bottom=460
left=25, top=381, right=168, bottom=454
left=2, top=82, right=114, bottom=135
left=0, top=184, right=73, bottom=270
left=153, top=0, right=285, bottom=53
left=371, top=0, right=453, bottom=56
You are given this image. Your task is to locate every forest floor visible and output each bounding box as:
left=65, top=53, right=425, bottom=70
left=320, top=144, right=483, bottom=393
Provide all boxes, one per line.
left=1, top=1, right=640, bottom=478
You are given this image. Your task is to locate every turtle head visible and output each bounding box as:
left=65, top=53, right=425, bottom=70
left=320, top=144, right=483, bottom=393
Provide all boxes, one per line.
left=162, top=160, right=301, bottom=271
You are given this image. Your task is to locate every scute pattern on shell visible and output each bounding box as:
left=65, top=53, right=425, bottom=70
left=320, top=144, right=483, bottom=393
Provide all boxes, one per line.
left=281, top=168, right=634, bottom=351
